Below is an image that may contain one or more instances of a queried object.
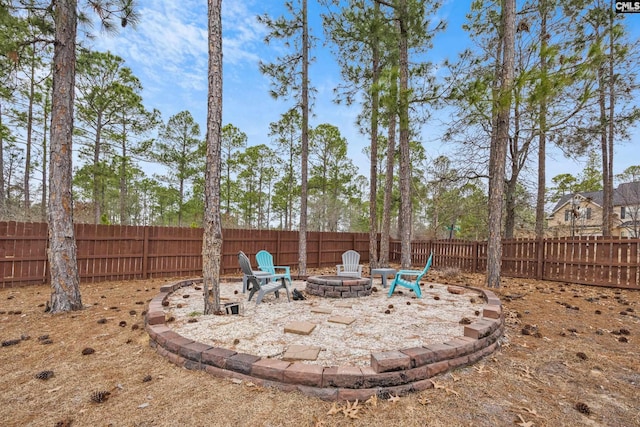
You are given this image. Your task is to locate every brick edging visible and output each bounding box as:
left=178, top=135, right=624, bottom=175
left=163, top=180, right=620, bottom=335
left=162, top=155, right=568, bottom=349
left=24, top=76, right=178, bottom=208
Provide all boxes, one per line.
left=146, top=278, right=504, bottom=401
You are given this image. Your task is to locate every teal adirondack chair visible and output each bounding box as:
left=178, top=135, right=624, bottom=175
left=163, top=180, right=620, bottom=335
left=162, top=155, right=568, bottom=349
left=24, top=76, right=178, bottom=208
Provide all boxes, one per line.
left=256, top=250, right=293, bottom=288
left=387, top=251, right=433, bottom=298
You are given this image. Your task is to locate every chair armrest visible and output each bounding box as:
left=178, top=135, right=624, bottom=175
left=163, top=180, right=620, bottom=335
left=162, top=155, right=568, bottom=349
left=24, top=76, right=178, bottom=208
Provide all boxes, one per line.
left=274, top=266, right=290, bottom=275
left=396, top=269, right=422, bottom=277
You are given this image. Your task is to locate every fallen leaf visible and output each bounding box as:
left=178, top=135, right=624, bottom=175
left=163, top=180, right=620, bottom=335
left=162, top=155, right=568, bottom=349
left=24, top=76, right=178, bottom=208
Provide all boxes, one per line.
left=445, top=387, right=460, bottom=397
left=326, top=402, right=341, bottom=416
left=342, top=400, right=360, bottom=419
left=417, top=396, right=431, bottom=406
left=365, top=394, right=378, bottom=407
left=450, top=373, right=461, bottom=382
left=519, top=406, right=543, bottom=418
left=47, top=386, right=62, bottom=393
left=474, top=365, right=493, bottom=374
left=138, top=403, right=149, bottom=409
left=430, top=380, right=445, bottom=390
left=387, top=394, right=401, bottom=404
left=515, top=414, right=535, bottom=427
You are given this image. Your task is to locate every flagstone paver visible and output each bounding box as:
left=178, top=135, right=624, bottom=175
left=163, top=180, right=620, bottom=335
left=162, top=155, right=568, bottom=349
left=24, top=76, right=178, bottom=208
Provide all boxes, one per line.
left=282, top=344, right=322, bottom=361
left=327, top=315, right=356, bottom=325
left=310, top=307, right=333, bottom=314
left=283, top=321, right=317, bottom=335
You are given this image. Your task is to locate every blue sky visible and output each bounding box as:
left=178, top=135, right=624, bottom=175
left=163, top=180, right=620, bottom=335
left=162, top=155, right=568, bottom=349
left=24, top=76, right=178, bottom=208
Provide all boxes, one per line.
left=90, top=0, right=640, bottom=187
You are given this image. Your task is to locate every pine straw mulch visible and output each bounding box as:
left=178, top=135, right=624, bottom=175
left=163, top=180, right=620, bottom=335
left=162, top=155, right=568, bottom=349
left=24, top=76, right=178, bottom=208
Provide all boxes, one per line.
left=0, top=268, right=639, bottom=427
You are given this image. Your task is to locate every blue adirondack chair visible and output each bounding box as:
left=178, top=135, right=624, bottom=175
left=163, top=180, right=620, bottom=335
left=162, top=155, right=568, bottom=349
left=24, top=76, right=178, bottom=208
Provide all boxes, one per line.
left=256, top=250, right=293, bottom=288
left=387, top=251, right=433, bottom=298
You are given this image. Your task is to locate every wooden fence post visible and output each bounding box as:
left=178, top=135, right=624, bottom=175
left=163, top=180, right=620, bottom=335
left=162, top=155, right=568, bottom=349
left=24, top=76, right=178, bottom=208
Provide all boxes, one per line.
left=473, top=241, right=479, bottom=273
left=142, top=227, right=150, bottom=279
left=536, top=237, right=544, bottom=280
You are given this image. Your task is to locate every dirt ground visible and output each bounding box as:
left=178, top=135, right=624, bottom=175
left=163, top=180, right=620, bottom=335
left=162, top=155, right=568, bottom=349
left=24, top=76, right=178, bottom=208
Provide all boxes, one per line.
left=0, top=267, right=639, bottom=427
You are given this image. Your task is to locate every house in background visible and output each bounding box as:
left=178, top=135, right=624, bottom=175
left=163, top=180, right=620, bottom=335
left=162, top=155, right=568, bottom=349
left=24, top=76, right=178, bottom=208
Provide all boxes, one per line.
left=547, top=181, right=640, bottom=238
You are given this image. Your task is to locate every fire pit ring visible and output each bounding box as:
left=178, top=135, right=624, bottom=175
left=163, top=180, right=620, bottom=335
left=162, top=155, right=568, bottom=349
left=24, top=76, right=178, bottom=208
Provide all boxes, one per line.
left=305, top=275, right=372, bottom=298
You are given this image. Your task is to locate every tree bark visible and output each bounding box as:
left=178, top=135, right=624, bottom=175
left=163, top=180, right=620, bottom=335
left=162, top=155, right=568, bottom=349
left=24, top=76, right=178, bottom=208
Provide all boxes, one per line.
left=48, top=0, right=82, bottom=313
left=24, top=58, right=35, bottom=218
left=397, top=1, right=411, bottom=268
left=605, top=9, right=615, bottom=237
left=203, top=0, right=223, bottom=315
left=42, top=93, right=49, bottom=221
left=380, top=103, right=397, bottom=267
left=0, top=103, right=6, bottom=216
left=535, top=1, right=548, bottom=238
left=487, top=0, right=515, bottom=289
left=368, top=1, right=381, bottom=270
left=299, top=0, right=309, bottom=275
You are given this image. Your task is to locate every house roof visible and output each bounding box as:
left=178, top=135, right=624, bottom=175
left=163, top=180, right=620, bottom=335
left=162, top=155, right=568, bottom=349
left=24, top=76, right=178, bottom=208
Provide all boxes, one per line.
left=550, top=181, right=640, bottom=215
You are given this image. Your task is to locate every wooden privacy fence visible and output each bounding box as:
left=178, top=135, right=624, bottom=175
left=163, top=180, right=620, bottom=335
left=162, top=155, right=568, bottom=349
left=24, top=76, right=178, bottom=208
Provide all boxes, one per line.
left=390, top=236, right=640, bottom=289
left=1, top=221, right=639, bottom=289
left=0, top=222, right=369, bottom=287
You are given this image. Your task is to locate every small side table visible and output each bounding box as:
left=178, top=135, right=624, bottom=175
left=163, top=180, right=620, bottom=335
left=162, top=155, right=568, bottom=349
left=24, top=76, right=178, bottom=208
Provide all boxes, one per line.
left=242, top=271, right=273, bottom=293
left=370, top=268, right=397, bottom=288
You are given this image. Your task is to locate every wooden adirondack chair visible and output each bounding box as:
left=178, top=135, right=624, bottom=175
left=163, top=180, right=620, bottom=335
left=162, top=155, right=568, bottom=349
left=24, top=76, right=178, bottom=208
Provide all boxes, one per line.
left=255, top=250, right=293, bottom=288
left=238, top=251, right=290, bottom=304
left=387, top=251, right=433, bottom=298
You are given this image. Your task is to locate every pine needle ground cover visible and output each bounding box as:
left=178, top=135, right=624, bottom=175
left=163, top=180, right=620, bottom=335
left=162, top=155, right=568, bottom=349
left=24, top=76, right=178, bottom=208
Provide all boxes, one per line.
left=0, top=270, right=638, bottom=427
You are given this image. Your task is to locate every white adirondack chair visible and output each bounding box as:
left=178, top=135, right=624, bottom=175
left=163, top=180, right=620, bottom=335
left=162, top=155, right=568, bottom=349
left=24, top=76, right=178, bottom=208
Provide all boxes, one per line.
left=336, top=250, right=363, bottom=278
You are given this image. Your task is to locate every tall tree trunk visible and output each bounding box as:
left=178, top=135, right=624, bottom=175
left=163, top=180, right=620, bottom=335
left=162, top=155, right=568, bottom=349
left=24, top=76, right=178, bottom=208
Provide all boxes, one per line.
left=605, top=9, right=615, bottom=236
left=397, top=1, right=411, bottom=268
left=487, top=0, right=515, bottom=289
left=598, top=61, right=610, bottom=236
left=25, top=58, right=36, bottom=218
left=380, top=102, right=397, bottom=267
left=120, top=122, right=129, bottom=225
left=299, top=0, right=309, bottom=275
left=0, top=103, right=6, bottom=216
left=203, top=0, right=223, bottom=315
left=535, top=1, right=548, bottom=238
left=42, top=91, right=49, bottom=222
left=368, top=1, right=381, bottom=269
left=504, top=97, right=520, bottom=239
left=48, top=0, right=82, bottom=313
left=93, top=117, right=102, bottom=223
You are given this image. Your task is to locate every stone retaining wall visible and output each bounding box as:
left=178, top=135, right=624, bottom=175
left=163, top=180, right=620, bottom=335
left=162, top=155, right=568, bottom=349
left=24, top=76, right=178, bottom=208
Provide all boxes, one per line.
left=146, top=278, right=504, bottom=401
left=305, top=276, right=372, bottom=298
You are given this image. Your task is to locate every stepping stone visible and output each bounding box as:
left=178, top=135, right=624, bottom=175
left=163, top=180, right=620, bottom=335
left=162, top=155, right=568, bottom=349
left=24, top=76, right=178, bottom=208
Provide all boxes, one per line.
left=328, top=315, right=356, bottom=325
left=310, top=307, right=332, bottom=314
left=284, top=321, right=316, bottom=335
left=447, top=286, right=465, bottom=295
left=282, top=344, right=321, bottom=361
left=335, top=302, right=353, bottom=308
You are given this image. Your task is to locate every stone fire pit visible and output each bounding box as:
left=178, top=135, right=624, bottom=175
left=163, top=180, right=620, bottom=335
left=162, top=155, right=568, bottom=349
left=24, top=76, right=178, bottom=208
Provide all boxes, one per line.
left=305, top=275, right=372, bottom=298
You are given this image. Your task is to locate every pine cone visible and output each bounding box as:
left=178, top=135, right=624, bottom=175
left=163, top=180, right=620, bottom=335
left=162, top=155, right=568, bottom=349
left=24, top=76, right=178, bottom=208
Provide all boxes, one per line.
left=81, top=347, right=95, bottom=355
left=35, top=370, right=54, bottom=380
left=90, top=390, right=111, bottom=403
left=575, top=402, right=591, bottom=415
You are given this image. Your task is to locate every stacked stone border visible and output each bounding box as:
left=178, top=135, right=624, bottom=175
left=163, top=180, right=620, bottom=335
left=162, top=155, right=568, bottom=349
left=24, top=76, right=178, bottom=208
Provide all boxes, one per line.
left=305, top=275, right=372, bottom=298
left=146, top=278, right=504, bottom=401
